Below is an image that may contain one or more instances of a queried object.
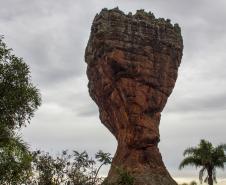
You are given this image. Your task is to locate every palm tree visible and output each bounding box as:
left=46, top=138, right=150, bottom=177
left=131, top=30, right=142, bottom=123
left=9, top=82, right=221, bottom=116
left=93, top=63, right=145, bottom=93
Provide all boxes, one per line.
left=179, top=139, right=226, bottom=185
left=93, top=150, right=112, bottom=184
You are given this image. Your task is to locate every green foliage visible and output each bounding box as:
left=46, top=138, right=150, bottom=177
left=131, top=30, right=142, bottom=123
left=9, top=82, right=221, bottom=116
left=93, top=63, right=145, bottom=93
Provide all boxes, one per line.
left=102, top=167, right=134, bottom=185
left=0, top=135, right=33, bottom=184
left=28, top=150, right=112, bottom=185
left=0, top=36, right=41, bottom=130
left=180, top=181, right=197, bottom=185
left=0, top=36, right=41, bottom=185
left=95, top=150, right=112, bottom=165
left=68, top=150, right=96, bottom=185
left=93, top=150, right=112, bottom=184
left=116, top=168, right=134, bottom=185
left=179, top=139, right=226, bottom=185
left=29, top=150, right=70, bottom=185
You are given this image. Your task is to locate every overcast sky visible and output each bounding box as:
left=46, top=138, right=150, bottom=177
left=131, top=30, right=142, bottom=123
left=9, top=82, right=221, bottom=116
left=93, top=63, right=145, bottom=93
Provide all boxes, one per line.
left=1, top=0, right=226, bottom=183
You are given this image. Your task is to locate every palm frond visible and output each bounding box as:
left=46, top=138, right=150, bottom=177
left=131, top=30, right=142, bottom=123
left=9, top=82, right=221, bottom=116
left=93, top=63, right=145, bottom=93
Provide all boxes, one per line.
left=10, top=134, right=29, bottom=152
left=199, top=139, right=212, bottom=148
left=216, top=144, right=226, bottom=151
left=179, top=156, right=201, bottom=169
left=214, top=160, right=225, bottom=170
left=212, top=144, right=226, bottom=169
left=183, top=147, right=197, bottom=156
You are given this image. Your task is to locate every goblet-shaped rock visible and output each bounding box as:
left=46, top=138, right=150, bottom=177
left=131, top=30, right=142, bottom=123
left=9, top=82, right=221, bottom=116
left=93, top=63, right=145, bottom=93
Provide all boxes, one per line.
left=85, top=8, right=183, bottom=185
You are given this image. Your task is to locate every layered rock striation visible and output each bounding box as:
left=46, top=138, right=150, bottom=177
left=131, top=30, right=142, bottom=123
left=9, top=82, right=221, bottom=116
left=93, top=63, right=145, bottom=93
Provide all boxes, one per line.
left=85, top=8, right=183, bottom=185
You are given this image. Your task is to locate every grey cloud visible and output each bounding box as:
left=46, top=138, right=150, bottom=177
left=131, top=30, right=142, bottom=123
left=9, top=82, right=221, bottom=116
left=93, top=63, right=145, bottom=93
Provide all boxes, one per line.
left=0, top=0, right=94, bottom=87
left=166, top=93, right=226, bottom=113
left=22, top=106, right=116, bottom=158
left=76, top=104, right=98, bottom=117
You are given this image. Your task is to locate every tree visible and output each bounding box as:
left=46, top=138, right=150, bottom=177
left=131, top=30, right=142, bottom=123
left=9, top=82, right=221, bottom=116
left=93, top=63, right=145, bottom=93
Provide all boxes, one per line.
left=66, top=151, right=93, bottom=185
left=0, top=135, right=33, bottom=184
left=0, top=36, right=41, bottom=184
left=30, top=150, right=70, bottom=185
left=93, top=150, right=112, bottom=184
left=0, top=36, right=41, bottom=131
left=179, top=139, right=226, bottom=185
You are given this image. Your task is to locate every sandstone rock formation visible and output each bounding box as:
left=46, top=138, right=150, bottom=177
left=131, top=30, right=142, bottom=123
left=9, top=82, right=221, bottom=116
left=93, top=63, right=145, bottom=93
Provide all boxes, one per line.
left=85, top=8, right=183, bottom=185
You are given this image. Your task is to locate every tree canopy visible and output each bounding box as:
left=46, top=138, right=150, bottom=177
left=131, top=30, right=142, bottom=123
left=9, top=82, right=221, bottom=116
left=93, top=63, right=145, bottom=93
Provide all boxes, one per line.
left=0, top=36, right=41, bottom=130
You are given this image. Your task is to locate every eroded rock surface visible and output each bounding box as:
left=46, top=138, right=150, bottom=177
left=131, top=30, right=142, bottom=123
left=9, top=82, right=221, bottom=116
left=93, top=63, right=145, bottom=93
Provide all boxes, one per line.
left=85, top=8, right=183, bottom=185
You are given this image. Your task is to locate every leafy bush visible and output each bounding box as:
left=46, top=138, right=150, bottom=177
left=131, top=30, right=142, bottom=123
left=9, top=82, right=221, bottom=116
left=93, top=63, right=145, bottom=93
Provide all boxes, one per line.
left=115, top=167, right=134, bottom=185
left=26, top=150, right=112, bottom=185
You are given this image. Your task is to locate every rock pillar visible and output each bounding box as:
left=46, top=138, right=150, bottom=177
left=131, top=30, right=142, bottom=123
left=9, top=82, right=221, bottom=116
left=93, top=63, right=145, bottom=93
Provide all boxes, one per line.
left=85, top=8, right=183, bottom=185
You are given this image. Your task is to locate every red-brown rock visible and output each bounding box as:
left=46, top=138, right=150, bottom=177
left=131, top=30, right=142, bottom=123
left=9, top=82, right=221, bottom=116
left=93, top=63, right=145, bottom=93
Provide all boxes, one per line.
left=85, top=8, right=183, bottom=185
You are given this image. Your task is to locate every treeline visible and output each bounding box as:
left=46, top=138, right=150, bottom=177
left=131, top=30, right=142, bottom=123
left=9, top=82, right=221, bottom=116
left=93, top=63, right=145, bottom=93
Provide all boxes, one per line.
left=2, top=149, right=112, bottom=185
